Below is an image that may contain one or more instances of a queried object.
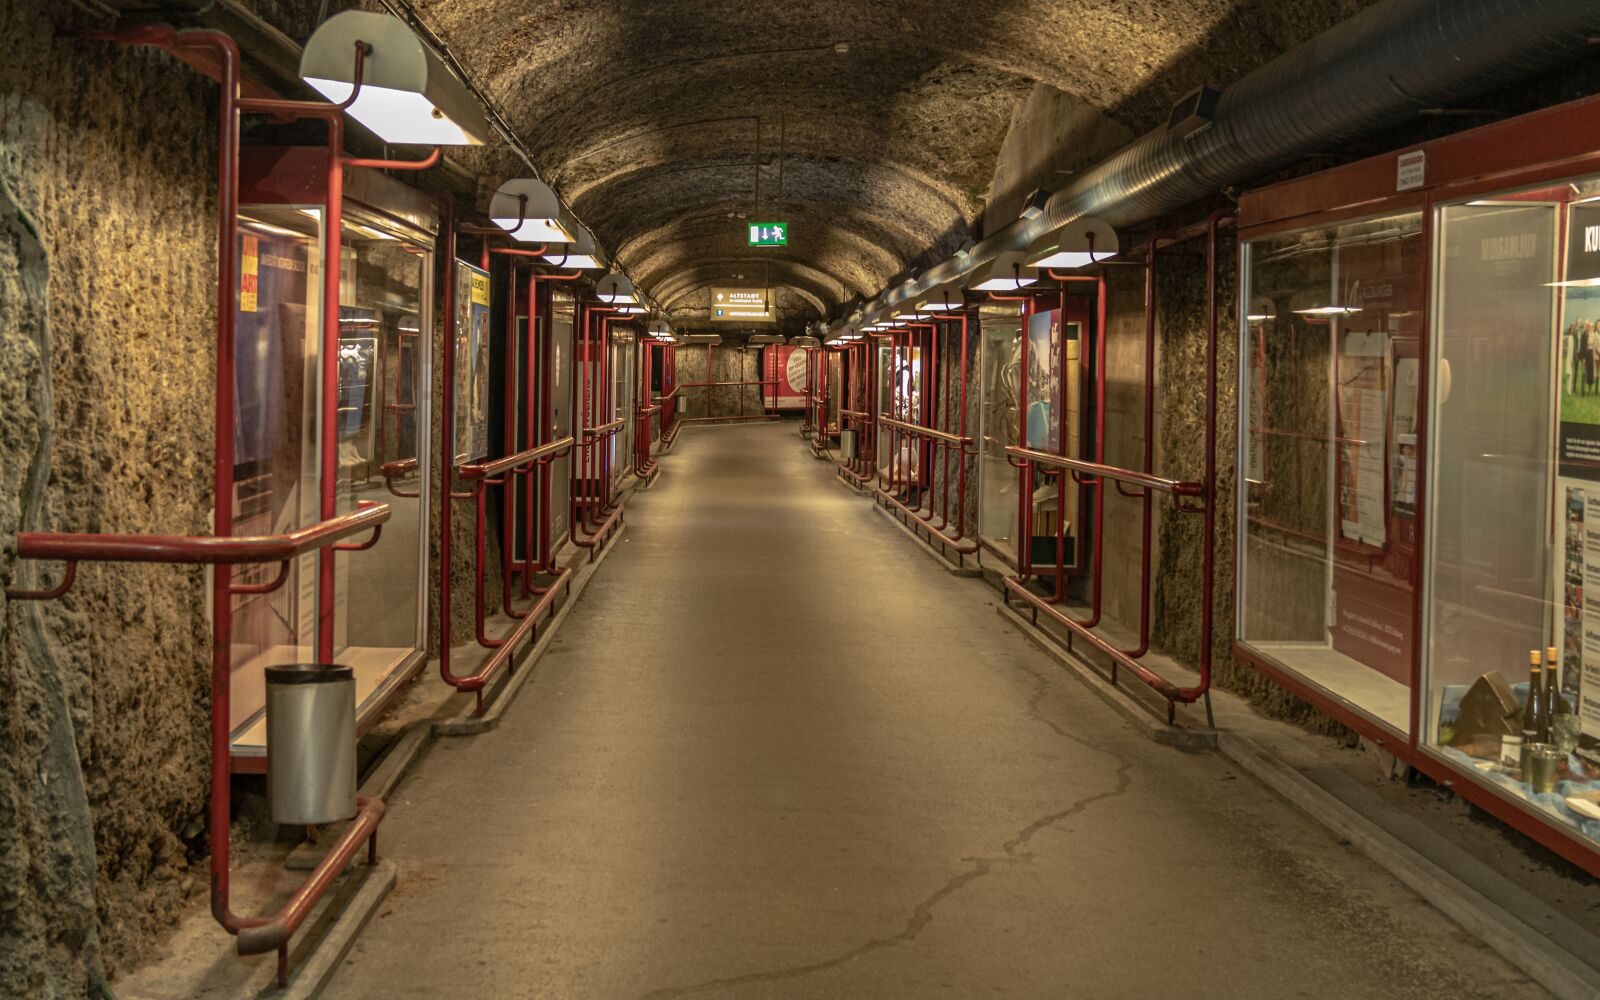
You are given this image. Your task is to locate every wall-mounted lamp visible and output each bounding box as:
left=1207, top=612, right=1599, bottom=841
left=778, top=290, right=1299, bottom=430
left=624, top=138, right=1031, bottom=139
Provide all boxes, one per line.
left=790, top=335, right=822, bottom=348
left=301, top=11, right=491, bottom=145
left=967, top=251, right=1038, bottom=291
left=543, top=227, right=606, bottom=270
left=1025, top=216, right=1119, bottom=270
left=917, top=284, right=966, bottom=312
left=489, top=178, right=575, bottom=244
left=596, top=272, right=638, bottom=305
left=683, top=333, right=722, bottom=345
left=747, top=333, right=786, bottom=345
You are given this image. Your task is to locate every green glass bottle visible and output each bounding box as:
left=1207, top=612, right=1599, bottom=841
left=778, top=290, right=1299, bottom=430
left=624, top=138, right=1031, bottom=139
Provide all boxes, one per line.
left=1520, top=650, right=1544, bottom=773
left=1547, top=647, right=1572, bottom=721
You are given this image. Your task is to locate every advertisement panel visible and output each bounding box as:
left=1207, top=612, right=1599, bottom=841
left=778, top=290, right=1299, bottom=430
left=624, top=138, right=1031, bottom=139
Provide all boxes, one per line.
left=764, top=345, right=807, bottom=410
left=453, top=260, right=491, bottom=463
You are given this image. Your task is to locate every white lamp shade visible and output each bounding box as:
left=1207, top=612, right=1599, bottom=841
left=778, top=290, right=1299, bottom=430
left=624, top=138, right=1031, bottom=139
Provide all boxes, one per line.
left=301, top=11, right=491, bottom=146
left=489, top=179, right=574, bottom=244
left=917, top=284, right=965, bottom=311
left=968, top=251, right=1038, bottom=291
left=542, top=227, right=606, bottom=269
left=596, top=273, right=638, bottom=305
left=1025, top=216, right=1119, bottom=270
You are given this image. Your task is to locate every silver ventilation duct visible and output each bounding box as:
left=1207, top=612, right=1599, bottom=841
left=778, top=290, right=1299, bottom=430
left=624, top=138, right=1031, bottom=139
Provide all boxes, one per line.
left=868, top=0, right=1600, bottom=319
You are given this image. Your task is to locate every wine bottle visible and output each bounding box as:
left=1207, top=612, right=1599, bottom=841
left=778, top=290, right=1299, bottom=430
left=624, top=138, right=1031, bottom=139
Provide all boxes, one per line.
left=1547, top=647, right=1572, bottom=720
left=1521, top=650, right=1544, bottom=766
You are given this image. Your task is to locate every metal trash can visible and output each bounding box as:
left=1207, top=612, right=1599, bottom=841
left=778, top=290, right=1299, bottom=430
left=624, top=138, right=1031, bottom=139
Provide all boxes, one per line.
left=840, top=428, right=858, bottom=460
left=265, top=664, right=357, bottom=826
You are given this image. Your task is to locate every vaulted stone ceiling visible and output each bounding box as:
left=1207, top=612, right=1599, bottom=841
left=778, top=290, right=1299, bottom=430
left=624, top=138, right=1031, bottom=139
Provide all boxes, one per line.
left=385, top=0, right=1374, bottom=334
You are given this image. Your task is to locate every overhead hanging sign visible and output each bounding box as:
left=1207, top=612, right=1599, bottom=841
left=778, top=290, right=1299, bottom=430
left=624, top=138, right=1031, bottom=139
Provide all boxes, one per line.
left=710, top=286, right=775, bottom=323
left=748, top=222, right=788, bottom=246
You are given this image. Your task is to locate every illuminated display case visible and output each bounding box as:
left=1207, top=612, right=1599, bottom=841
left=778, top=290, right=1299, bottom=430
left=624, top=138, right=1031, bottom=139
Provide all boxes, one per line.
left=978, top=302, right=1023, bottom=560
left=976, top=297, right=1087, bottom=569
left=1235, top=98, right=1600, bottom=872
left=232, top=148, right=436, bottom=769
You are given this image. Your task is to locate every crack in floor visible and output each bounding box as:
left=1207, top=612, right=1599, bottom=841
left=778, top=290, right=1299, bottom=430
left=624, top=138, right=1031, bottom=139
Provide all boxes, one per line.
left=639, top=659, right=1135, bottom=1000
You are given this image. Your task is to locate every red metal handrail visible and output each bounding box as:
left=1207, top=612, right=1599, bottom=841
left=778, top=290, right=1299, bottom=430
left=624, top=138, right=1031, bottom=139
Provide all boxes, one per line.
left=9, top=501, right=389, bottom=578
left=582, top=418, right=627, bottom=437
left=1003, top=447, right=1204, bottom=500
left=457, top=435, right=576, bottom=480
left=878, top=415, right=976, bottom=451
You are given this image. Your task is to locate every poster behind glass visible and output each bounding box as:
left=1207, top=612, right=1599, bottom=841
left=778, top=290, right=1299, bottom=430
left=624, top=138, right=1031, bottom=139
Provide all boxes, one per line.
left=231, top=220, right=320, bottom=733
left=453, top=261, right=491, bottom=464
left=978, top=304, right=1022, bottom=554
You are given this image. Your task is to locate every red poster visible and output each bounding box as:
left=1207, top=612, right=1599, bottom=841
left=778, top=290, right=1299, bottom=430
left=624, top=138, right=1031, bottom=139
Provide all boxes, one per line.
left=765, top=345, right=808, bottom=410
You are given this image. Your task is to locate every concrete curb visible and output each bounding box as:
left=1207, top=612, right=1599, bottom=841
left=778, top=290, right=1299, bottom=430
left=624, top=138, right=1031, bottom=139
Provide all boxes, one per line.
left=834, top=470, right=872, bottom=495
left=433, top=517, right=622, bottom=737
left=270, top=858, right=397, bottom=1000
left=994, top=602, right=1216, bottom=749
left=870, top=502, right=983, bottom=577
left=1217, top=733, right=1600, bottom=1000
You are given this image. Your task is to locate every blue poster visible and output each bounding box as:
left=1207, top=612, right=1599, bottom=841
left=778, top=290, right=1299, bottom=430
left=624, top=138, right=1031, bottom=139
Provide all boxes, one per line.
left=1026, top=309, right=1061, bottom=451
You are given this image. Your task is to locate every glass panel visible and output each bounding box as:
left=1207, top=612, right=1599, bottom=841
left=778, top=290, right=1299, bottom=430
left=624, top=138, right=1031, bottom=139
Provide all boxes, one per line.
left=231, top=208, right=322, bottom=737
left=1237, top=211, right=1425, bottom=733
left=978, top=302, right=1023, bottom=558
left=1426, top=181, right=1599, bottom=847
left=1023, top=306, right=1083, bottom=568
left=612, top=336, right=632, bottom=486
left=876, top=342, right=892, bottom=474
left=549, top=287, right=574, bottom=547
left=331, top=210, right=429, bottom=697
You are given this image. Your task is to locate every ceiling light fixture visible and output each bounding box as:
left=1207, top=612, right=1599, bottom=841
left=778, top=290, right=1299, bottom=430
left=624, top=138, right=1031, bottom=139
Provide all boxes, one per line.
left=489, top=178, right=575, bottom=244
left=1025, top=216, right=1119, bottom=270
left=967, top=251, right=1039, bottom=292
left=543, top=226, right=606, bottom=270
left=301, top=11, right=491, bottom=145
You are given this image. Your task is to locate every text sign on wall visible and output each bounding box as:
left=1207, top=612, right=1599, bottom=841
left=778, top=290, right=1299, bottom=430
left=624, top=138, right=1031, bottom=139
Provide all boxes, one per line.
left=711, top=286, right=775, bottom=323
left=748, top=222, right=788, bottom=246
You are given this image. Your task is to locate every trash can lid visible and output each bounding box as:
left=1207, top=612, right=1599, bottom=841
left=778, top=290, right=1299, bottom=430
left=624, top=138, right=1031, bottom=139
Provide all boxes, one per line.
left=264, top=663, right=355, bottom=686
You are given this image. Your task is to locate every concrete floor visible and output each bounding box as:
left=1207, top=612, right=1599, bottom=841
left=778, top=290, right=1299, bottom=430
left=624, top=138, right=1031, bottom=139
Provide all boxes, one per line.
left=326, top=422, right=1539, bottom=1000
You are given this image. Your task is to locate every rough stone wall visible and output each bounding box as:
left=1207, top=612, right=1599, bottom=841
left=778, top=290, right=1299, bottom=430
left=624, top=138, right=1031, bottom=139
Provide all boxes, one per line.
left=0, top=4, right=218, bottom=993
left=675, top=344, right=766, bottom=420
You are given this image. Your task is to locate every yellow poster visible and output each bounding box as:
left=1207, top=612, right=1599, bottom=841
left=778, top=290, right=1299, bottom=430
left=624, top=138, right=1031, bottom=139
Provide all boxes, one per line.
left=240, top=234, right=259, bottom=313
left=471, top=271, right=491, bottom=307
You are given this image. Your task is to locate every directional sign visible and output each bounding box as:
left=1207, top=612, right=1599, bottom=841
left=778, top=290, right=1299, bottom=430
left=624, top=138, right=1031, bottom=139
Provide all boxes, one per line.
left=748, top=222, right=788, bottom=247
left=710, top=286, right=775, bottom=323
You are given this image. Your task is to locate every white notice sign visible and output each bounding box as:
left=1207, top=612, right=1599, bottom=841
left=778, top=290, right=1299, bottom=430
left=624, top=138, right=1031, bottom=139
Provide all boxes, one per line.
left=1397, top=150, right=1426, bottom=192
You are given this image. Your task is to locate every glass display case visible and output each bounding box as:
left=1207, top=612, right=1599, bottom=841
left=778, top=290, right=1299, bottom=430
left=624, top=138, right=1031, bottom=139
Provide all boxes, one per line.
left=1234, top=94, right=1600, bottom=871
left=978, top=302, right=1023, bottom=560
left=976, top=299, right=1084, bottom=568
left=1237, top=212, right=1425, bottom=734
left=548, top=286, right=575, bottom=551
left=232, top=150, right=435, bottom=766
left=1425, top=178, right=1597, bottom=848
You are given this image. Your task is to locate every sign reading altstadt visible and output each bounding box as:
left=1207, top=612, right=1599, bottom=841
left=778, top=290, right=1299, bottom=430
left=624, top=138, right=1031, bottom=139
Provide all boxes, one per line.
left=710, top=286, right=775, bottom=323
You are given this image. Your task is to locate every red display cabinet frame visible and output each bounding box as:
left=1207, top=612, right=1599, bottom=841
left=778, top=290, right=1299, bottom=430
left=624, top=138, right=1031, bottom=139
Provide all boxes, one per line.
left=1236, top=94, right=1600, bottom=876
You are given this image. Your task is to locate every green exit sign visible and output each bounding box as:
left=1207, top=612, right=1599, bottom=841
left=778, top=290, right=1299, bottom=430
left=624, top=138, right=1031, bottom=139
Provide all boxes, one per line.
left=748, top=222, right=788, bottom=246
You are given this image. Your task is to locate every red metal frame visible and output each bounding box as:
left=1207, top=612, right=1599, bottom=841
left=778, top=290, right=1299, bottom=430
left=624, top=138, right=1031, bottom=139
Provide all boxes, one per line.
left=1231, top=94, right=1600, bottom=876
left=869, top=312, right=981, bottom=561
left=836, top=339, right=877, bottom=488
left=437, top=229, right=590, bottom=712
left=1000, top=219, right=1228, bottom=723
left=677, top=342, right=781, bottom=423
left=12, top=25, right=433, bottom=983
